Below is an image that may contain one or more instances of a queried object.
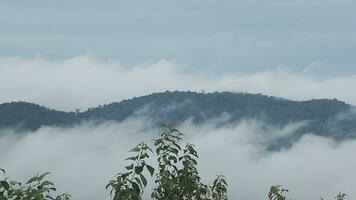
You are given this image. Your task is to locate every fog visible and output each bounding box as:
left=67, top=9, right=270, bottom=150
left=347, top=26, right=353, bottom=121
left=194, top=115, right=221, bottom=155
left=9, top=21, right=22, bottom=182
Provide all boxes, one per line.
left=1, top=56, right=356, bottom=111
left=1, top=117, right=355, bottom=200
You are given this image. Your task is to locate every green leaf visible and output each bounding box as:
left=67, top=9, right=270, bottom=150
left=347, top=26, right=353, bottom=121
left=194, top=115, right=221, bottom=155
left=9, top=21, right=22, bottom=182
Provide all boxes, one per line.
left=171, top=148, right=179, bottom=155
left=26, top=176, right=40, bottom=184
left=126, top=156, right=138, bottom=161
left=135, top=166, right=144, bottom=174
left=126, top=164, right=134, bottom=170
left=39, top=172, right=51, bottom=180
left=168, top=156, right=177, bottom=163
left=134, top=177, right=142, bottom=189
left=41, top=181, right=54, bottom=186
left=146, top=165, right=155, bottom=176
left=0, top=181, right=10, bottom=190
left=139, top=174, right=147, bottom=187
left=131, top=182, right=140, bottom=194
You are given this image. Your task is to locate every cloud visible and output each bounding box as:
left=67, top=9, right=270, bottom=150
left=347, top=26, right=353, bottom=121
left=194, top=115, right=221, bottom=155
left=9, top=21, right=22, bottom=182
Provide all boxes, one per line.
left=0, top=118, right=154, bottom=200
left=1, top=56, right=356, bottom=111
left=1, top=118, right=355, bottom=200
left=185, top=121, right=356, bottom=200
left=1, top=0, right=356, bottom=73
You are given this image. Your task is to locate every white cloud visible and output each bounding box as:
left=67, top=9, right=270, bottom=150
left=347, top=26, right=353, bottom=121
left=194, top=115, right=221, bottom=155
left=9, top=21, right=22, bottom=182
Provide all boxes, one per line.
left=1, top=56, right=356, bottom=111
left=0, top=118, right=154, bottom=200
left=0, top=118, right=355, bottom=200
left=185, top=121, right=356, bottom=200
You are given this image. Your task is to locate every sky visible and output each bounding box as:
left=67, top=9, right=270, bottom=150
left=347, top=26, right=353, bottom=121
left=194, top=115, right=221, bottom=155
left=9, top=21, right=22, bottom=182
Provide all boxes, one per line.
left=1, top=0, right=356, bottom=76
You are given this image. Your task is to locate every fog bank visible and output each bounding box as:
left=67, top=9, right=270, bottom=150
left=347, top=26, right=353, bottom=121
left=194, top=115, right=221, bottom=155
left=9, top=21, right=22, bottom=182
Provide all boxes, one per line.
left=1, top=118, right=355, bottom=200
left=1, top=56, right=356, bottom=111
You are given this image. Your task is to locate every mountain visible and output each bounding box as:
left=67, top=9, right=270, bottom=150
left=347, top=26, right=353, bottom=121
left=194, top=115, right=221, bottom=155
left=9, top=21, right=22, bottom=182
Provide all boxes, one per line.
left=0, top=102, right=79, bottom=131
left=1, top=91, right=356, bottom=149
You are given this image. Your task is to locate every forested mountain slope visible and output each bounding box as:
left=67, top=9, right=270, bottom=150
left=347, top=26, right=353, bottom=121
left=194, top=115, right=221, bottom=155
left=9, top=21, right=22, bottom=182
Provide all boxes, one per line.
left=1, top=91, right=356, bottom=144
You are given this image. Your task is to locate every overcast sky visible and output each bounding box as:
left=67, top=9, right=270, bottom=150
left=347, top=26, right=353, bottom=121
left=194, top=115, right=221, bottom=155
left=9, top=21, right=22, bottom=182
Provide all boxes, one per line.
left=1, top=0, right=356, bottom=75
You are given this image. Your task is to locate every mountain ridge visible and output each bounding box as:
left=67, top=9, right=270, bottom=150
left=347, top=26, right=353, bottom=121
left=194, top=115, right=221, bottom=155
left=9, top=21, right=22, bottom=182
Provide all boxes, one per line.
left=1, top=91, right=356, bottom=149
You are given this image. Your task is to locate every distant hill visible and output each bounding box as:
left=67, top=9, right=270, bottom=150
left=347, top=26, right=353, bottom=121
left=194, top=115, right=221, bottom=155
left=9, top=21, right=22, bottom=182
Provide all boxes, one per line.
left=0, top=102, right=79, bottom=131
left=1, top=91, right=356, bottom=149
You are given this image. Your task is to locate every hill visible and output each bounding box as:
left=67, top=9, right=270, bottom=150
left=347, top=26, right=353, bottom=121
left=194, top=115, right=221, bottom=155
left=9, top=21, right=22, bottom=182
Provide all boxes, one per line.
left=1, top=91, right=356, bottom=149
left=0, top=102, right=79, bottom=131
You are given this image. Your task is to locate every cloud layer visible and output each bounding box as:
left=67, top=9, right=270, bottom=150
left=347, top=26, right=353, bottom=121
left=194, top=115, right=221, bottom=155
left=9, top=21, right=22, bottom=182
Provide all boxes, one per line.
left=1, top=56, right=356, bottom=111
left=1, top=118, right=355, bottom=200
left=1, top=0, right=356, bottom=74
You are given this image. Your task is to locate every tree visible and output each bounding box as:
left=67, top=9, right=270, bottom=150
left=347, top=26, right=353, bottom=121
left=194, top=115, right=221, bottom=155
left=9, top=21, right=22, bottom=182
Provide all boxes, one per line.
left=106, top=142, right=154, bottom=200
left=107, top=124, right=229, bottom=200
left=268, top=185, right=289, bottom=200
left=0, top=169, right=70, bottom=200
left=335, top=193, right=348, bottom=200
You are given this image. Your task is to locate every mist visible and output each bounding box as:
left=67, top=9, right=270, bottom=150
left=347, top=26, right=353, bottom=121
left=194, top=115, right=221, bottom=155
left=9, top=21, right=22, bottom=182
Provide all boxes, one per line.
left=1, top=117, right=355, bottom=200
left=1, top=56, right=356, bottom=111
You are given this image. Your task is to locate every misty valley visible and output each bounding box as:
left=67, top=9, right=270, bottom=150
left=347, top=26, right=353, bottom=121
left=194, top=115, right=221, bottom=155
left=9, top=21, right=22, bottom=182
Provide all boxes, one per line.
left=2, top=91, right=356, bottom=149
left=1, top=91, right=355, bottom=200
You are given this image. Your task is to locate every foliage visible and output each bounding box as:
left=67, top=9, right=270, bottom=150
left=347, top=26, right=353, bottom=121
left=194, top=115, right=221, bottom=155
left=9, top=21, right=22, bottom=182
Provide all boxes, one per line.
left=335, top=193, right=348, bottom=200
left=151, top=125, right=211, bottom=200
left=322, top=193, right=349, bottom=200
left=106, top=142, right=155, bottom=200
left=0, top=168, right=70, bottom=200
left=211, top=175, right=228, bottom=200
left=268, top=185, right=289, bottom=200
left=108, top=124, right=229, bottom=200
left=269, top=185, right=349, bottom=200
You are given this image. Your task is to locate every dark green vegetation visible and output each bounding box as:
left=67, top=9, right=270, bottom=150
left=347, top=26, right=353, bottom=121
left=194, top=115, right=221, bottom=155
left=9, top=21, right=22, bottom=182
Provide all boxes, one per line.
left=268, top=185, right=348, bottom=200
left=1, top=125, right=348, bottom=200
left=0, top=169, right=71, bottom=200
left=1, top=91, right=356, bottom=149
left=0, top=102, right=78, bottom=131
left=107, top=124, right=228, bottom=200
